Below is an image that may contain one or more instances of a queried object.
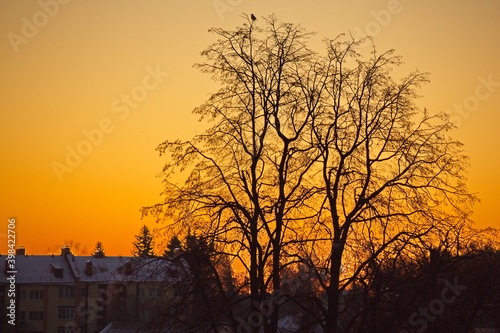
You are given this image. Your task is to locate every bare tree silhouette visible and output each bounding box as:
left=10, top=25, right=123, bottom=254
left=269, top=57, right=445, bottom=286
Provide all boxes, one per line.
left=143, top=16, right=476, bottom=333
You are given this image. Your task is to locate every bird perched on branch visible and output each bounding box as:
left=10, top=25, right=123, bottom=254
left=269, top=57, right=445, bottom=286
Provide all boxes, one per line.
left=251, top=14, right=257, bottom=21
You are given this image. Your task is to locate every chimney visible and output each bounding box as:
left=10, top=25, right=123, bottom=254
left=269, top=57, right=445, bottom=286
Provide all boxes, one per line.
left=61, top=245, right=71, bottom=256
left=85, top=260, right=93, bottom=276
left=16, top=246, right=26, bottom=256
left=124, top=261, right=133, bottom=275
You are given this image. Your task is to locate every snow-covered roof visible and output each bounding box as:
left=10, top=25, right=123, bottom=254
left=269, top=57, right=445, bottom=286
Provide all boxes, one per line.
left=74, top=256, right=188, bottom=283
left=0, top=254, right=75, bottom=284
left=71, top=255, right=129, bottom=283
left=0, top=253, right=188, bottom=285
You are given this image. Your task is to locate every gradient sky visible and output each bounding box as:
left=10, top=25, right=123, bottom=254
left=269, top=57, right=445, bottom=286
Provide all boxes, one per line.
left=1, top=0, right=499, bottom=256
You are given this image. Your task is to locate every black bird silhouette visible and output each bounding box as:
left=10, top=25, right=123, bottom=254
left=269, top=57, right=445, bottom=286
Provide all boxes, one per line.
left=251, top=14, right=257, bottom=21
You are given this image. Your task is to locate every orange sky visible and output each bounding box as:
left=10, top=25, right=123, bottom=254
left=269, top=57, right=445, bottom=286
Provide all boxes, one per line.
left=1, top=0, right=499, bottom=256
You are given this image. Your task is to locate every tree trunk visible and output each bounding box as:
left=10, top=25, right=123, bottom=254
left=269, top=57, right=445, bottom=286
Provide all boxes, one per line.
left=325, top=243, right=343, bottom=333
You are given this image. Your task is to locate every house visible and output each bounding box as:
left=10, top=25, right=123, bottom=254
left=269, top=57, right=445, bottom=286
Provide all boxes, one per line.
left=0, top=247, right=188, bottom=333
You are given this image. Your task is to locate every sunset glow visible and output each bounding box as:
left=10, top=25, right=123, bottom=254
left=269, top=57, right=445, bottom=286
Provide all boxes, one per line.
left=1, top=0, right=499, bottom=256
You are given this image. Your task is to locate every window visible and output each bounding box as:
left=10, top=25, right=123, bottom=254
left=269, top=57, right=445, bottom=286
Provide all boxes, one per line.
left=28, top=311, right=44, bottom=320
left=59, top=286, right=75, bottom=298
left=19, top=290, right=26, bottom=299
left=138, top=287, right=145, bottom=297
left=57, top=327, right=75, bottom=333
left=29, top=290, right=44, bottom=300
left=58, top=307, right=75, bottom=320
left=148, top=288, right=160, bottom=297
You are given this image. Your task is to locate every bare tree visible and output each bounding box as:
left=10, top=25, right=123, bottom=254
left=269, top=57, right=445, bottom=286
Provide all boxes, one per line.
left=46, top=239, right=89, bottom=255
left=143, top=16, right=474, bottom=333
left=303, top=36, right=475, bottom=333
left=144, top=15, right=322, bottom=333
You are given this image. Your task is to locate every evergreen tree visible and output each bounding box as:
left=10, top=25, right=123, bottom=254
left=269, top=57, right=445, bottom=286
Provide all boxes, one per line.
left=132, top=225, right=155, bottom=257
left=164, top=235, right=182, bottom=257
left=92, top=241, right=105, bottom=258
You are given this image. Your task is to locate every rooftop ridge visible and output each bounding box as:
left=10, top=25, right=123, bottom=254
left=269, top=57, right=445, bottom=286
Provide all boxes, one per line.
left=64, top=253, right=81, bottom=280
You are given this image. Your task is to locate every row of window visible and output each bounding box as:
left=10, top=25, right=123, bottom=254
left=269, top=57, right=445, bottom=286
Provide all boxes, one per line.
left=20, top=286, right=165, bottom=300
left=19, top=286, right=85, bottom=300
left=19, top=307, right=75, bottom=321
left=59, top=286, right=78, bottom=298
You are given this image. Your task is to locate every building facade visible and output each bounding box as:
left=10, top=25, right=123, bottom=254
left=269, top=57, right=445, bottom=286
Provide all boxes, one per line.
left=1, top=247, right=186, bottom=333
